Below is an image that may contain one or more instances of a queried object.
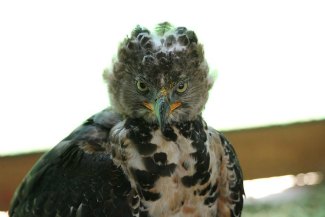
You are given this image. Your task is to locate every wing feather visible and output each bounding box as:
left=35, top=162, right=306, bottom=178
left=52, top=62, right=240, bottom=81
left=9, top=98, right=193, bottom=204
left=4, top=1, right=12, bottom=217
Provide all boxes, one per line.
left=209, top=128, right=245, bottom=217
left=9, top=108, right=132, bottom=217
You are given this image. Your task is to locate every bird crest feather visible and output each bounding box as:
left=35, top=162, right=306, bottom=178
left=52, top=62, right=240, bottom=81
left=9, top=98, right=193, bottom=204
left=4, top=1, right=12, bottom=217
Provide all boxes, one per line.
left=155, top=22, right=173, bottom=36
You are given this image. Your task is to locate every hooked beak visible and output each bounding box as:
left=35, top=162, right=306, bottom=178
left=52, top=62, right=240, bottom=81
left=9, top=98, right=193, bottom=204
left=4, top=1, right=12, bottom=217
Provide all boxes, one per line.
left=154, top=96, right=170, bottom=130
left=143, top=89, right=181, bottom=130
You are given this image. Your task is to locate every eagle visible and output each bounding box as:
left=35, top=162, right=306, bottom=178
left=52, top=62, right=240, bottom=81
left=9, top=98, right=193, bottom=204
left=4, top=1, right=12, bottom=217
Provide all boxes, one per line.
left=9, top=23, right=244, bottom=217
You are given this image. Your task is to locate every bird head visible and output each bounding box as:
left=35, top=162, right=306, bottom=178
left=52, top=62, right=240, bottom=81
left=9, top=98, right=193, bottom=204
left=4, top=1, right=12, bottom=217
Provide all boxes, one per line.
left=104, top=23, right=214, bottom=130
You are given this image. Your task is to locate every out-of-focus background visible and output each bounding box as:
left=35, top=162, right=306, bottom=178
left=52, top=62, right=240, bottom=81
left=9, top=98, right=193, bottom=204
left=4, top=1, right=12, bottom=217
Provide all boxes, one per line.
left=0, top=0, right=324, bottom=216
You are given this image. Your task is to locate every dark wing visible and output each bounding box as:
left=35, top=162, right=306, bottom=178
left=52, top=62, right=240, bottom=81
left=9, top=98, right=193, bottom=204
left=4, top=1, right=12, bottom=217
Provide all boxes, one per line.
left=9, top=108, right=132, bottom=217
left=209, top=128, right=245, bottom=217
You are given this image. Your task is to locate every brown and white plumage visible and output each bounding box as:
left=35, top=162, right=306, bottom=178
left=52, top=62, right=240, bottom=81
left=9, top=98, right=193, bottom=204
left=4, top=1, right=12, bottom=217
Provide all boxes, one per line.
left=10, top=23, right=244, bottom=217
left=107, top=22, right=244, bottom=216
left=110, top=116, right=244, bottom=217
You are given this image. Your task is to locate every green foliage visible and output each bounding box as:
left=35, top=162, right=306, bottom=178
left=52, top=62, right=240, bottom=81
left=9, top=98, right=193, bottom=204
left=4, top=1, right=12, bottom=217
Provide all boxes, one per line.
left=243, top=184, right=325, bottom=217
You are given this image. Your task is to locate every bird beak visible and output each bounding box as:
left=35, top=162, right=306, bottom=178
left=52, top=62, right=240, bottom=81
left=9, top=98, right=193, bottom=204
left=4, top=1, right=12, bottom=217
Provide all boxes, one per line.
left=143, top=88, right=182, bottom=130
left=154, top=95, right=170, bottom=130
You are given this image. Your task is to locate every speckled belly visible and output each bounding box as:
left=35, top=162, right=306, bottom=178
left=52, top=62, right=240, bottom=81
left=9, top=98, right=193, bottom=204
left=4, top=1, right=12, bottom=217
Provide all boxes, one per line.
left=111, top=118, right=220, bottom=217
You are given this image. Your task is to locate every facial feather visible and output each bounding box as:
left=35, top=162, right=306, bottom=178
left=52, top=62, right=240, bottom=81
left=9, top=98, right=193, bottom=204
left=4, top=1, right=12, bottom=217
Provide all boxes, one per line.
left=104, top=24, right=214, bottom=127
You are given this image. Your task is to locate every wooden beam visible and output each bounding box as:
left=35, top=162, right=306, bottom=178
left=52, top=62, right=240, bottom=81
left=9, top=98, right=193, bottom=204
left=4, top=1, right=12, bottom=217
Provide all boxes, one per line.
left=224, top=120, right=325, bottom=180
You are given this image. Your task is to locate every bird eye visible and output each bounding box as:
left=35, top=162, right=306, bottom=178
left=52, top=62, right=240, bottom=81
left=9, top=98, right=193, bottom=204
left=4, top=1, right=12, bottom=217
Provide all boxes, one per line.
left=176, top=81, right=188, bottom=93
left=136, top=81, right=148, bottom=92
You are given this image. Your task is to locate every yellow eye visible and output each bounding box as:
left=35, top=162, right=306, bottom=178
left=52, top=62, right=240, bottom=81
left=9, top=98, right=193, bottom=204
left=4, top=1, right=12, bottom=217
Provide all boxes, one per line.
left=137, top=81, right=148, bottom=92
left=176, top=81, right=188, bottom=93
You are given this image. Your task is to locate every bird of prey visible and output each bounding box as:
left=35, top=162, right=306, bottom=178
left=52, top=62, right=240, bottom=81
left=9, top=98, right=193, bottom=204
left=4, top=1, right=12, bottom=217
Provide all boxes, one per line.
left=10, top=23, right=244, bottom=217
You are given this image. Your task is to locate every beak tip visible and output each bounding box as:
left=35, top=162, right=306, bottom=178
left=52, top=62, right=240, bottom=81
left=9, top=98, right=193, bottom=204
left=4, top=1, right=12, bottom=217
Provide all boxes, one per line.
left=154, top=96, right=170, bottom=129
